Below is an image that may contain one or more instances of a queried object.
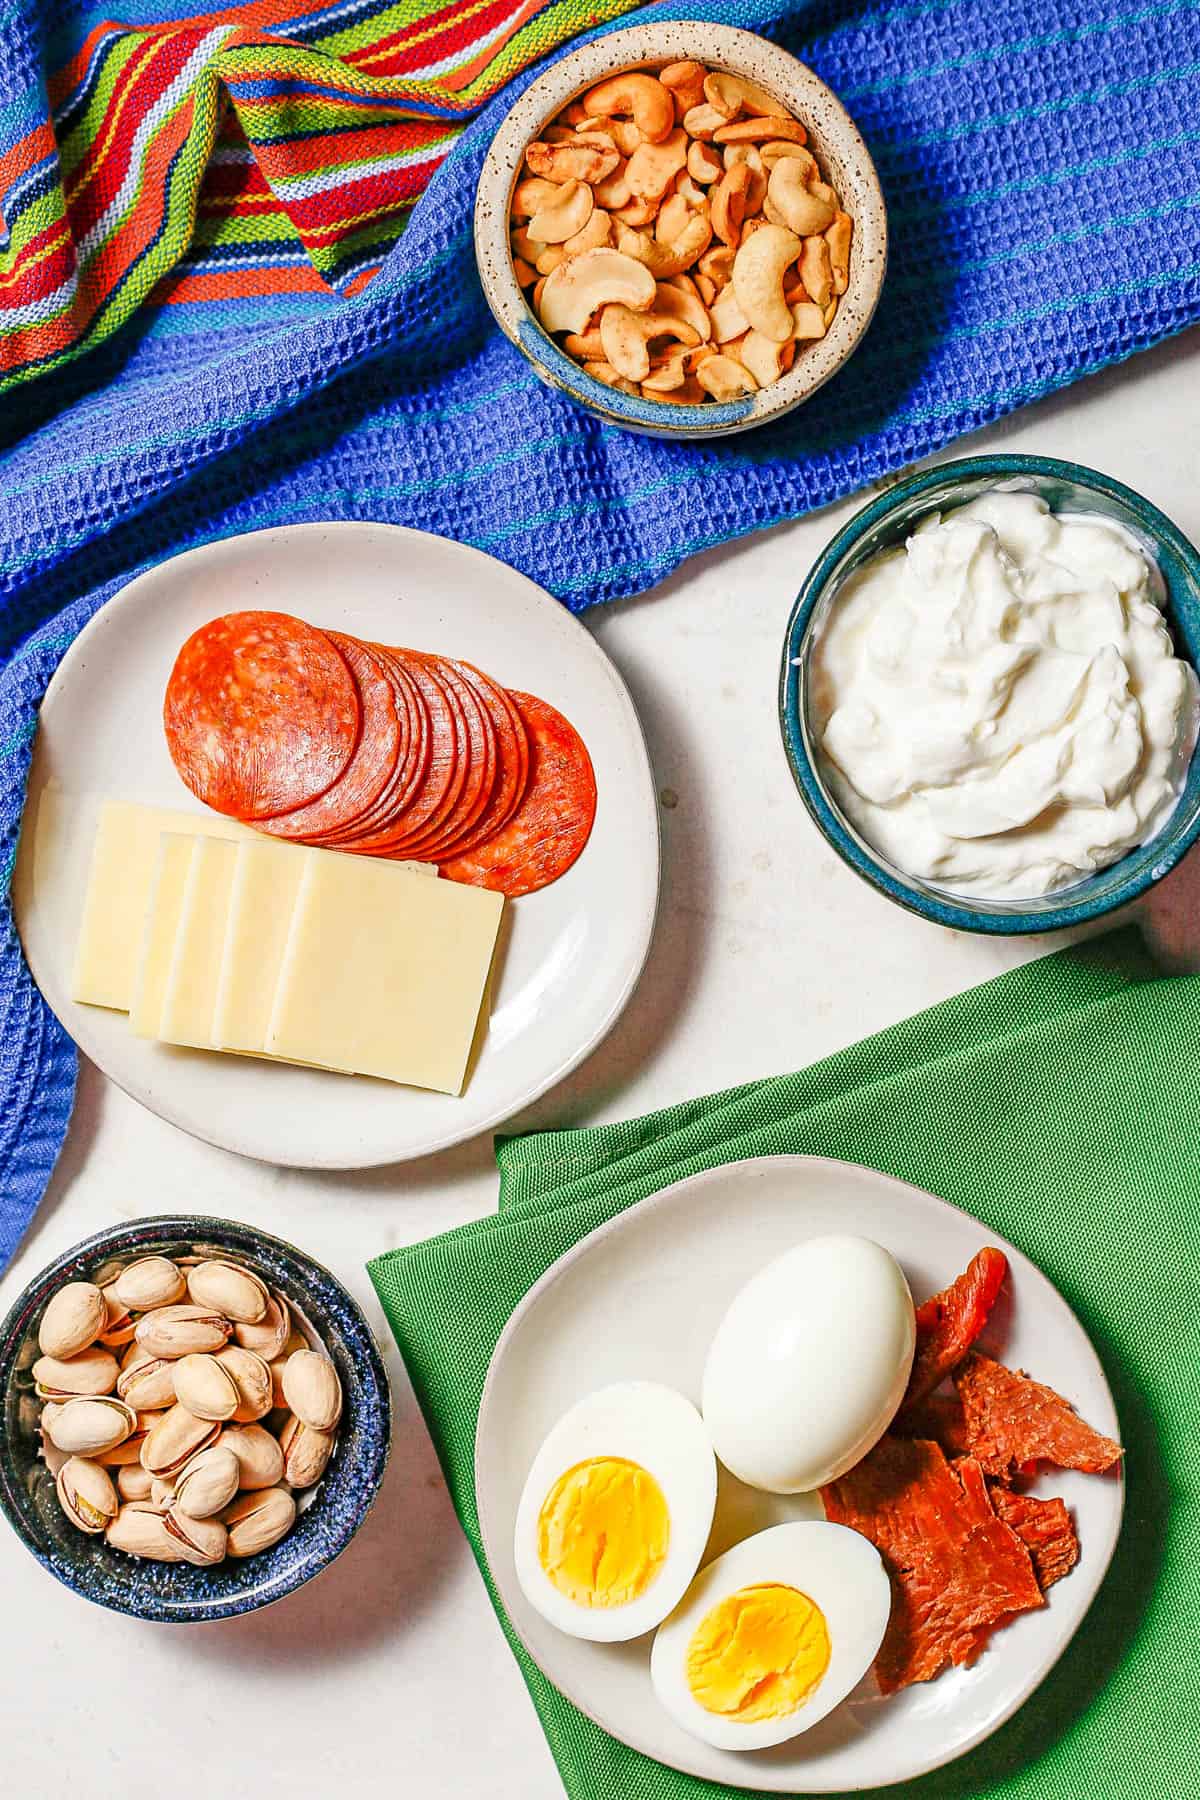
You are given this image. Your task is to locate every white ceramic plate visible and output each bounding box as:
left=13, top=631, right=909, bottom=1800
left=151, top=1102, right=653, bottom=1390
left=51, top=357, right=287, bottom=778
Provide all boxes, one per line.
left=12, top=524, right=659, bottom=1167
left=476, top=1155, right=1123, bottom=1792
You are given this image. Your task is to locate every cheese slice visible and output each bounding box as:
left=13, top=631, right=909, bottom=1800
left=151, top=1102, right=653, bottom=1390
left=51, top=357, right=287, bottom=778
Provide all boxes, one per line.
left=72, top=801, right=248, bottom=1011
left=129, top=835, right=197, bottom=1037
left=213, top=840, right=309, bottom=1054
left=158, top=836, right=240, bottom=1049
left=266, top=853, right=504, bottom=1094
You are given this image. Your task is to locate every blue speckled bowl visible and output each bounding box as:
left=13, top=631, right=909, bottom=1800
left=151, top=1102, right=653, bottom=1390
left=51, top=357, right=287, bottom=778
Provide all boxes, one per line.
left=779, top=454, right=1200, bottom=935
left=0, top=1216, right=391, bottom=1621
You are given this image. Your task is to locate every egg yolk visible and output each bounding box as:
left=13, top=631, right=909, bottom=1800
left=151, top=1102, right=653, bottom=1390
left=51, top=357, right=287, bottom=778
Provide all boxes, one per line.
left=685, top=1583, right=832, bottom=1722
left=537, top=1457, right=670, bottom=1608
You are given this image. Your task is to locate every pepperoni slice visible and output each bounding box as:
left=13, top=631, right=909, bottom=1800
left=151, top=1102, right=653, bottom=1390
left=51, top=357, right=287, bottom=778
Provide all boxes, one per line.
left=324, top=646, right=429, bottom=844
left=441, top=662, right=530, bottom=860
left=395, top=658, right=496, bottom=860
left=256, top=638, right=402, bottom=841
left=440, top=690, right=595, bottom=896
left=339, top=652, right=461, bottom=853
left=164, top=612, right=360, bottom=820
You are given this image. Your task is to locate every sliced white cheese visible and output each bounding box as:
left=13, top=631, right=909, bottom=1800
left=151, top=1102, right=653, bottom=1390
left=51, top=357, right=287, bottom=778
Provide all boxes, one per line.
left=213, top=839, right=309, bottom=1054
left=72, top=801, right=249, bottom=1011
left=129, top=835, right=197, bottom=1038
left=158, top=836, right=240, bottom=1049
left=266, top=853, right=504, bottom=1094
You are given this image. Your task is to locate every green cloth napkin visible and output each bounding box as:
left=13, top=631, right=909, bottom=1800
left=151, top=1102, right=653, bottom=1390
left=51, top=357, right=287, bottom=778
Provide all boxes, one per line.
left=367, top=927, right=1200, bottom=1800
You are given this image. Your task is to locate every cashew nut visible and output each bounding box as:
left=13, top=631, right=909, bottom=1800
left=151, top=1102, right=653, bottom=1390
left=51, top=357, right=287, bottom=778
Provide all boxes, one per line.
left=659, top=60, right=707, bottom=116
left=511, top=224, right=540, bottom=262
left=594, top=162, right=631, bottom=209
left=683, top=102, right=727, bottom=141
left=583, top=74, right=675, bottom=145
left=599, top=303, right=701, bottom=381
left=617, top=213, right=712, bottom=279
left=563, top=328, right=605, bottom=360
left=674, top=170, right=708, bottom=209
left=826, top=211, right=853, bottom=294
left=534, top=244, right=565, bottom=276
left=734, top=329, right=793, bottom=386
left=642, top=351, right=689, bottom=393
left=799, top=235, right=834, bottom=308
left=764, top=157, right=836, bottom=237
left=731, top=223, right=802, bottom=341
left=654, top=278, right=712, bottom=342
left=613, top=196, right=660, bottom=228
left=687, top=139, right=724, bottom=184
left=758, top=140, right=818, bottom=174
left=722, top=143, right=767, bottom=213
left=694, top=272, right=717, bottom=305
left=526, top=141, right=619, bottom=185
left=696, top=354, right=758, bottom=399
left=711, top=162, right=753, bottom=247
left=704, top=72, right=790, bottom=120
left=697, top=243, right=735, bottom=289
left=563, top=207, right=612, bottom=256
left=714, top=116, right=808, bottom=147
left=584, top=360, right=640, bottom=394
left=513, top=256, right=537, bottom=288
left=626, top=128, right=689, bottom=201
left=512, top=177, right=562, bottom=219
left=537, top=247, right=656, bottom=334
left=527, top=179, right=595, bottom=245
left=656, top=192, right=694, bottom=245
left=709, top=286, right=749, bottom=342
left=792, top=301, right=826, bottom=340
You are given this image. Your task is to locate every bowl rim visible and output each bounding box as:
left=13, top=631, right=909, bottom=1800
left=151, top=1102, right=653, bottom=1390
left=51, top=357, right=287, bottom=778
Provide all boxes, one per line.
left=777, top=452, right=1200, bottom=935
left=473, top=18, right=887, bottom=439
left=0, top=1213, right=392, bottom=1622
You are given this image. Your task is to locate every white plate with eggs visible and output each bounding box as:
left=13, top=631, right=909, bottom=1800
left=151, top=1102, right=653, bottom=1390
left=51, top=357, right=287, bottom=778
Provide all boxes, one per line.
left=475, top=1155, right=1123, bottom=1791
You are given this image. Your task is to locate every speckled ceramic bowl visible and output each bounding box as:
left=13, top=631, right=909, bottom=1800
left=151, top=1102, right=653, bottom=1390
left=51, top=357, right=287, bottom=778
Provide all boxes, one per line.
left=475, top=21, right=886, bottom=438
left=0, top=1216, right=391, bottom=1621
left=780, top=454, right=1200, bottom=935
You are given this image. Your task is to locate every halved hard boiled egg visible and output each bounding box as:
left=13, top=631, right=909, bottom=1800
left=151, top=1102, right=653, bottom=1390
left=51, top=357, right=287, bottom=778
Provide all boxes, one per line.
left=650, top=1521, right=891, bottom=1750
left=513, top=1381, right=717, bottom=1642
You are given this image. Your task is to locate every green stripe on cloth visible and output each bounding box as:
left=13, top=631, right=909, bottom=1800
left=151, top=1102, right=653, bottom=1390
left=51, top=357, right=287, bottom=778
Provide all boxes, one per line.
left=368, top=926, right=1200, bottom=1799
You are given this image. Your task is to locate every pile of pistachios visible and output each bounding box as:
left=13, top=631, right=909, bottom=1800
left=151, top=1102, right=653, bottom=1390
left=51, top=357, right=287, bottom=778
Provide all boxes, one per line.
left=32, top=1252, right=343, bottom=1566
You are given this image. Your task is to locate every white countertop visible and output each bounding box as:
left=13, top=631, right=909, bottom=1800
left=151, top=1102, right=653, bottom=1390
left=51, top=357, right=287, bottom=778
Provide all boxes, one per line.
left=2, top=328, right=1197, bottom=1797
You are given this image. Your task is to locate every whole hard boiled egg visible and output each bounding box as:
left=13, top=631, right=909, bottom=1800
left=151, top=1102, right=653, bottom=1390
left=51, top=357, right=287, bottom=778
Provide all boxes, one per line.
left=701, top=1235, right=915, bottom=1492
left=513, top=1381, right=717, bottom=1642
left=650, top=1520, right=891, bottom=1750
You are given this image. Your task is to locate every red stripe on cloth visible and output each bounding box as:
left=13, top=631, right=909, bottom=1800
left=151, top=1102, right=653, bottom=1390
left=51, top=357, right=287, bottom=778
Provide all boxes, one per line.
left=283, top=161, right=435, bottom=235
left=0, top=226, right=75, bottom=297
left=149, top=261, right=334, bottom=303
left=63, top=31, right=186, bottom=225
left=346, top=0, right=535, bottom=74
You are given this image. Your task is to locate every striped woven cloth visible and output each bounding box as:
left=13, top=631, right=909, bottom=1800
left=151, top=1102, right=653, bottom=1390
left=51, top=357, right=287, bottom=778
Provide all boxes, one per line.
left=2, top=0, right=640, bottom=392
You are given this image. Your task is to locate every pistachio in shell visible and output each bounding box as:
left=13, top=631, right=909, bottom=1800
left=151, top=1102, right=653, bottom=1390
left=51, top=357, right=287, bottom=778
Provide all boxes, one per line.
left=174, top=1444, right=241, bottom=1520
left=221, top=1422, right=285, bottom=1491
left=106, top=1502, right=189, bottom=1562
left=163, top=1508, right=228, bottom=1567
left=216, top=1345, right=273, bottom=1423
left=135, top=1305, right=233, bottom=1360
left=45, top=1395, right=137, bottom=1456
left=186, top=1260, right=269, bottom=1325
left=99, top=1409, right=163, bottom=1466
left=233, top=1291, right=291, bottom=1362
left=112, top=1256, right=186, bottom=1312
left=97, top=1284, right=137, bottom=1347
left=56, top=1456, right=119, bottom=1533
left=173, top=1353, right=240, bottom=1422
left=279, top=1414, right=336, bottom=1489
left=281, top=1350, right=342, bottom=1433
left=32, top=1345, right=119, bottom=1401
left=224, top=1486, right=296, bottom=1557
left=116, top=1350, right=177, bottom=1412
left=140, top=1403, right=220, bottom=1478
left=117, top=1464, right=154, bottom=1502
left=38, top=1282, right=106, bottom=1360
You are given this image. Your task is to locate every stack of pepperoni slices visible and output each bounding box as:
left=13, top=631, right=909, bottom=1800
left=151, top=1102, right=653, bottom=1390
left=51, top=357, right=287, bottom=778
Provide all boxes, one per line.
left=163, top=612, right=596, bottom=897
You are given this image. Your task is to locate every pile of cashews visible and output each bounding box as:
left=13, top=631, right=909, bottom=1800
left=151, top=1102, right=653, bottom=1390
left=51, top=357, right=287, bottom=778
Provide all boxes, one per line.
left=510, top=61, right=853, bottom=405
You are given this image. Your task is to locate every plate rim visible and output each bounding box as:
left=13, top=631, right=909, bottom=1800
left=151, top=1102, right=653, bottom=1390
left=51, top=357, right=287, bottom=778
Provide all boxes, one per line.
left=474, top=1153, right=1125, bottom=1792
left=17, top=520, right=661, bottom=1169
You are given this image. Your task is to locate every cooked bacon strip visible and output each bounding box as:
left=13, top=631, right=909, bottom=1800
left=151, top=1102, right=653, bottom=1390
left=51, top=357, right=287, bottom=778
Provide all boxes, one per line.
left=954, top=1353, right=1123, bottom=1479
left=898, top=1247, right=1009, bottom=1413
left=821, top=1436, right=1044, bottom=1693
left=987, top=1485, right=1079, bottom=1590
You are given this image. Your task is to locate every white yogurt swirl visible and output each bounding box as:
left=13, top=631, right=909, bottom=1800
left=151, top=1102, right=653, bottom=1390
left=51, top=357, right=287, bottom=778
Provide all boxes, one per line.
left=811, top=491, right=1199, bottom=900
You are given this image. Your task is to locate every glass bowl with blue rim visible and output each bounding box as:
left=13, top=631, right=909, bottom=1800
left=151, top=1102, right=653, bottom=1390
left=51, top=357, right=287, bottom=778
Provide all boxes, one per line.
left=779, top=454, right=1200, bottom=934
left=0, top=1215, right=391, bottom=1620
left=473, top=20, right=886, bottom=440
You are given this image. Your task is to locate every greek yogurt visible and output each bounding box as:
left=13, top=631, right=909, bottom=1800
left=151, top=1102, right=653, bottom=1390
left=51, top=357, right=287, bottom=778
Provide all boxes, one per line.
left=810, top=491, right=1200, bottom=900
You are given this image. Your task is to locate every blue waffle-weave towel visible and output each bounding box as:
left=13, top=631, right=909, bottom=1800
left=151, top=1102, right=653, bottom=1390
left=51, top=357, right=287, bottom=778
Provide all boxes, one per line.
left=2, top=0, right=1199, bottom=1267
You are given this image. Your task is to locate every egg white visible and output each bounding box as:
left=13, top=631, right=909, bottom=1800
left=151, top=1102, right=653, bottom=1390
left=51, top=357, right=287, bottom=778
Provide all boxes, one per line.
left=702, top=1234, right=915, bottom=1493
left=649, top=1521, right=891, bottom=1750
left=513, top=1381, right=717, bottom=1643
